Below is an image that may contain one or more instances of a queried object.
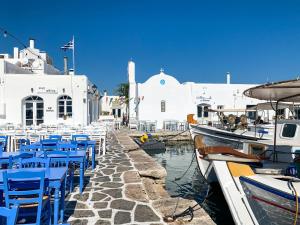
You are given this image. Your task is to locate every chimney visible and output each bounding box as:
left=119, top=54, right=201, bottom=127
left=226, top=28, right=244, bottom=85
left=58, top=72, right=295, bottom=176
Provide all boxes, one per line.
left=63, top=56, right=68, bottom=75
left=29, top=38, right=35, bottom=49
left=69, top=69, right=74, bottom=75
left=13, top=47, right=19, bottom=59
left=128, top=60, right=135, bottom=83
left=226, top=72, right=231, bottom=84
left=104, top=90, right=107, bottom=96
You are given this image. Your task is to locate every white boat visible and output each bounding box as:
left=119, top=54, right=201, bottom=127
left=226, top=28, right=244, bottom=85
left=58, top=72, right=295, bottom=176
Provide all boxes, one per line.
left=190, top=102, right=298, bottom=148
left=190, top=122, right=271, bottom=149
left=191, top=79, right=300, bottom=225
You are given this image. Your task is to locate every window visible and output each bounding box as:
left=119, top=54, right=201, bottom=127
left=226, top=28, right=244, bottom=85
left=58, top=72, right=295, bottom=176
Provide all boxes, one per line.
left=282, top=124, right=297, bottom=138
left=197, top=104, right=210, bottom=118
left=204, top=106, right=209, bottom=118
left=161, top=100, right=166, bottom=112
left=246, top=105, right=256, bottom=120
left=58, top=95, right=72, bottom=118
left=24, top=96, right=44, bottom=126
left=197, top=105, right=202, bottom=118
left=295, top=108, right=300, bottom=120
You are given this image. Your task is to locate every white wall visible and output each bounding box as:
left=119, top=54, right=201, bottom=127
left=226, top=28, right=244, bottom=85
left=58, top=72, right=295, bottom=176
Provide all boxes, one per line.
left=100, top=93, right=127, bottom=118
left=190, top=83, right=261, bottom=123
left=133, top=70, right=262, bottom=129
left=0, top=41, right=100, bottom=127
left=137, top=72, right=194, bottom=128
left=0, top=73, right=100, bottom=127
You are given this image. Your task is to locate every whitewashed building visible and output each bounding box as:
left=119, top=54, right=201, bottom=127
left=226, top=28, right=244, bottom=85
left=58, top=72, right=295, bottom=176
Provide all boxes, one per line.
left=99, top=91, right=127, bottom=118
left=0, top=39, right=100, bottom=127
left=128, top=60, right=262, bottom=129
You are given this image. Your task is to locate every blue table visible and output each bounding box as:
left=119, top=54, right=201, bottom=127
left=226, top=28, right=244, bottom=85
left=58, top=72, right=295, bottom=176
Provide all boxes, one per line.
left=36, top=150, right=86, bottom=194
left=32, top=140, right=96, bottom=169
left=0, top=150, right=87, bottom=194
left=85, top=140, right=96, bottom=169
left=0, top=167, right=67, bottom=225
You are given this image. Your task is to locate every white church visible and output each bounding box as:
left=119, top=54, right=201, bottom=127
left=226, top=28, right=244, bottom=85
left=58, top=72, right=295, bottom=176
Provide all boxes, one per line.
left=128, top=60, right=262, bottom=130
left=0, top=39, right=100, bottom=128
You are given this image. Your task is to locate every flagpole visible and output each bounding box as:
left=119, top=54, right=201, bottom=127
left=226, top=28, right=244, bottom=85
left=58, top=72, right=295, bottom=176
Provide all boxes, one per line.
left=72, top=35, right=75, bottom=75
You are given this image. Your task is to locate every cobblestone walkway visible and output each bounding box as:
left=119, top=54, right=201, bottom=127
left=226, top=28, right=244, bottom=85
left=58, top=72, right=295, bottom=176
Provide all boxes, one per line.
left=66, top=130, right=166, bottom=225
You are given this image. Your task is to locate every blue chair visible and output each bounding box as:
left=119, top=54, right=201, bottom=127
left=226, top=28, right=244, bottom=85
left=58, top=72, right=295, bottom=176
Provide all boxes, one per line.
left=41, top=139, right=58, bottom=151
left=72, top=135, right=90, bottom=168
left=48, top=135, right=62, bottom=141
left=20, top=158, right=50, bottom=169
left=44, top=151, right=74, bottom=193
left=0, top=206, right=18, bottom=225
left=3, top=170, right=51, bottom=225
left=58, top=143, right=77, bottom=151
left=8, top=152, right=35, bottom=169
left=0, top=136, right=8, bottom=152
left=20, top=144, right=40, bottom=153
left=17, top=138, right=30, bottom=146
left=72, top=134, right=89, bottom=141
left=72, top=134, right=89, bottom=149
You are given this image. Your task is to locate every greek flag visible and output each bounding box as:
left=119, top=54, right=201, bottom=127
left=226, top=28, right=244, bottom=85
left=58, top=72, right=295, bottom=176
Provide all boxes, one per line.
left=61, top=38, right=74, bottom=51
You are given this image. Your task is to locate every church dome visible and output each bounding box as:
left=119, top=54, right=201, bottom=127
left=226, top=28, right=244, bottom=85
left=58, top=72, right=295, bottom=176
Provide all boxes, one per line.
left=143, top=69, right=181, bottom=87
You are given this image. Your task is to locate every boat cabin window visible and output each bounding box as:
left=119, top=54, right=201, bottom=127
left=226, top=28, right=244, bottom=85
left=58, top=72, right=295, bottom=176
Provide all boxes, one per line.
left=282, top=123, right=297, bottom=138
left=161, top=100, right=166, bottom=112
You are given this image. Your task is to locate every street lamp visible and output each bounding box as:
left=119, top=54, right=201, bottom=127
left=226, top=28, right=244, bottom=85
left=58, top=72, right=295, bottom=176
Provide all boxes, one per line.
left=88, top=84, right=97, bottom=95
left=92, top=84, right=97, bottom=94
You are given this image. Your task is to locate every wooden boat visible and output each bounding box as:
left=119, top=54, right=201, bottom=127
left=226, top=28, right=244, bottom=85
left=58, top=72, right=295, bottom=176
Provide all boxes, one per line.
left=190, top=101, right=298, bottom=148
left=134, top=137, right=165, bottom=150
left=190, top=123, right=271, bottom=149
left=238, top=172, right=300, bottom=225
left=190, top=79, right=300, bottom=224
left=211, top=160, right=300, bottom=225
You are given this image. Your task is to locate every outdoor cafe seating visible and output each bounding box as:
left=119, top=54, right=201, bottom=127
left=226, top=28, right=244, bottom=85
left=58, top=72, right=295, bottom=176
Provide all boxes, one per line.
left=0, top=123, right=107, bottom=225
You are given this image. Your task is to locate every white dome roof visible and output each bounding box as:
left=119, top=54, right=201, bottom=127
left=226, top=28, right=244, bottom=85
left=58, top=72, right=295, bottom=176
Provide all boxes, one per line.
left=143, top=70, right=180, bottom=86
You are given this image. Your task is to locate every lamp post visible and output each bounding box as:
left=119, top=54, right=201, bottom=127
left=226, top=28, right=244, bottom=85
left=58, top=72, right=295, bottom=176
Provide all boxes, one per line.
left=91, top=84, right=97, bottom=94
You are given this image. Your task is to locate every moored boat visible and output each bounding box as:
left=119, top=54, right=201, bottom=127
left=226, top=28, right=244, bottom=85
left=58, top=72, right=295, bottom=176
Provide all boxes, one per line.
left=190, top=79, right=300, bottom=224
left=134, top=133, right=166, bottom=150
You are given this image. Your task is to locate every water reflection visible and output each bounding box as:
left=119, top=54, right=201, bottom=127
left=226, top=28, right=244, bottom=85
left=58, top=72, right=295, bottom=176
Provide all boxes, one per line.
left=144, top=141, right=234, bottom=225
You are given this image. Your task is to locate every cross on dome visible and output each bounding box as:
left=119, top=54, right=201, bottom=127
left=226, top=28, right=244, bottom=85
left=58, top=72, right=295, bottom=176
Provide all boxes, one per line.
left=160, top=68, right=164, bottom=73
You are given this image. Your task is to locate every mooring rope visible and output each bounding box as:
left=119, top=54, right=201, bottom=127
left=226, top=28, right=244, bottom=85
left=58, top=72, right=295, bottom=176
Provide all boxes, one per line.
left=289, top=180, right=299, bottom=225
left=174, top=152, right=196, bottom=181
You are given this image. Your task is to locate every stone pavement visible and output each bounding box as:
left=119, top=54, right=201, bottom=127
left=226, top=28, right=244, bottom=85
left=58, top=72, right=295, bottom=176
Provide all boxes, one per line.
left=66, top=129, right=214, bottom=225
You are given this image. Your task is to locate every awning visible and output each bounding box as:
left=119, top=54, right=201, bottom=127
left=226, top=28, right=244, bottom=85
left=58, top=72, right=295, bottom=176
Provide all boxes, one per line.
left=244, top=79, right=300, bottom=102
left=207, top=109, right=254, bottom=113
left=247, top=102, right=297, bottom=111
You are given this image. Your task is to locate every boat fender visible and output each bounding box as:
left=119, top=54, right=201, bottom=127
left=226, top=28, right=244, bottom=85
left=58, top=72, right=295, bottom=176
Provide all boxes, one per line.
left=140, top=133, right=148, bottom=143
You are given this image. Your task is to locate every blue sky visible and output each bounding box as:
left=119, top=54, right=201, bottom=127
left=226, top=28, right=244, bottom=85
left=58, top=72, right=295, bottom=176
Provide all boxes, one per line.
left=1, top=0, right=300, bottom=93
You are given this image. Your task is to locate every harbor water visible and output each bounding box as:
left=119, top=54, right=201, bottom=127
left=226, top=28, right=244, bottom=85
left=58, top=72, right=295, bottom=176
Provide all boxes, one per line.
left=144, top=140, right=234, bottom=225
